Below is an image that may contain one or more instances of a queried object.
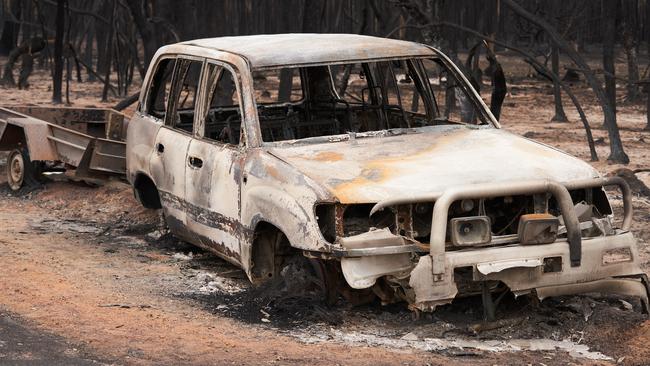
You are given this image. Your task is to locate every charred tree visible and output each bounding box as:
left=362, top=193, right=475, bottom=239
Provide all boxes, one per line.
left=0, top=0, right=21, bottom=56
left=302, top=0, right=326, bottom=33
left=102, top=0, right=116, bottom=102
left=621, top=24, right=640, bottom=101
left=619, top=0, right=640, bottom=102
left=602, top=0, right=619, bottom=153
left=421, top=20, right=599, bottom=161
left=125, top=0, right=159, bottom=69
left=52, top=0, right=66, bottom=104
left=114, top=91, right=140, bottom=111
left=503, top=0, right=628, bottom=163
left=1, top=37, right=45, bottom=86
left=551, top=46, right=568, bottom=122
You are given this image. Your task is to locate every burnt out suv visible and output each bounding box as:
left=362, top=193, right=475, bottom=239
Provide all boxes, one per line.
left=126, top=34, right=648, bottom=312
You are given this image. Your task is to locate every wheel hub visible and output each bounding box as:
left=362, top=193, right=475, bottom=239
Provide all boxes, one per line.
left=7, top=150, right=25, bottom=191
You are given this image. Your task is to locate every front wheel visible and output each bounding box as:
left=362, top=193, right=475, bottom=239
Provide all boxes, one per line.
left=6, top=148, right=41, bottom=191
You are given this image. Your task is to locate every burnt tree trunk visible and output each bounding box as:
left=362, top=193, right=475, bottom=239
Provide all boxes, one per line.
left=302, top=0, right=326, bottom=32
left=95, top=0, right=111, bottom=77
left=52, top=0, right=66, bottom=104
left=125, top=0, right=159, bottom=69
left=603, top=0, right=619, bottom=152
left=1, top=37, right=45, bottom=86
left=551, top=46, right=568, bottom=122
left=647, top=0, right=650, bottom=82
left=278, top=69, right=293, bottom=102
left=622, top=29, right=640, bottom=101
left=0, top=0, right=20, bottom=56
left=485, top=47, right=507, bottom=121
left=102, top=0, right=116, bottom=102
left=621, top=0, right=640, bottom=101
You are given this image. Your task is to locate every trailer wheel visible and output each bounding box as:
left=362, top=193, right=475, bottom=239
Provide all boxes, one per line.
left=6, top=148, right=40, bottom=191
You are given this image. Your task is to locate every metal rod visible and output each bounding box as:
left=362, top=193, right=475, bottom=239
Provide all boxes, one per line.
left=563, top=176, right=632, bottom=231
left=428, top=180, right=582, bottom=271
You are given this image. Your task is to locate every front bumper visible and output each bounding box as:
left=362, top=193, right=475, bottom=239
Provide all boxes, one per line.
left=336, top=177, right=648, bottom=311
left=408, top=231, right=648, bottom=311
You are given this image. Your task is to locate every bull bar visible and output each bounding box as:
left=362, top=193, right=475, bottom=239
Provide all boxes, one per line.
left=362, top=177, right=633, bottom=276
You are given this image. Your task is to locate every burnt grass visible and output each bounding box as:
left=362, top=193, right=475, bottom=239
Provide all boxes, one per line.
left=185, top=279, right=646, bottom=338
left=39, top=208, right=650, bottom=351
left=145, top=227, right=647, bottom=342
left=173, top=233, right=648, bottom=351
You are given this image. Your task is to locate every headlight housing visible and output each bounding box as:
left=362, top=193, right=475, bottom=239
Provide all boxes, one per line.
left=517, top=213, right=559, bottom=245
left=315, top=203, right=396, bottom=243
left=449, top=216, right=491, bottom=246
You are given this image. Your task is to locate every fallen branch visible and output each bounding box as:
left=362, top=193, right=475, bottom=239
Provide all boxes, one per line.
left=113, top=92, right=140, bottom=111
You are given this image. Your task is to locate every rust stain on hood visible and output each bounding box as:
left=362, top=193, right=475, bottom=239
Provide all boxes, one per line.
left=269, top=126, right=599, bottom=204
left=312, top=151, right=344, bottom=162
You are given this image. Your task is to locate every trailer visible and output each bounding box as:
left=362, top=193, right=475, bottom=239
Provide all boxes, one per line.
left=0, top=106, right=127, bottom=191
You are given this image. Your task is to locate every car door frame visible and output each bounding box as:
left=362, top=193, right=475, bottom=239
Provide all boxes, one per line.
left=149, top=54, right=206, bottom=241
left=184, top=58, right=247, bottom=266
left=127, top=54, right=177, bottom=186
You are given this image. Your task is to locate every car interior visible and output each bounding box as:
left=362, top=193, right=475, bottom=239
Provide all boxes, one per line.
left=145, top=57, right=486, bottom=146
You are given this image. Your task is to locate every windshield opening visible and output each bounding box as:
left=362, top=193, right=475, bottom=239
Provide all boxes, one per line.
left=253, top=58, right=489, bottom=143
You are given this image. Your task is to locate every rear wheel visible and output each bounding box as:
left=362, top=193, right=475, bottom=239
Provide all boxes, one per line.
left=6, top=148, right=41, bottom=191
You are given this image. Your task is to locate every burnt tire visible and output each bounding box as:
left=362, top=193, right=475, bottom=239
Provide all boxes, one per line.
left=6, top=148, right=42, bottom=191
left=279, top=255, right=326, bottom=296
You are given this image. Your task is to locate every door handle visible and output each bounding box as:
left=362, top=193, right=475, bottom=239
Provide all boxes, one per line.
left=188, top=156, right=203, bottom=168
left=156, top=143, right=165, bottom=154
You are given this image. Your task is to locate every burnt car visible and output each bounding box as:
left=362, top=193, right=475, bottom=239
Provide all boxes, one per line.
left=126, top=34, right=648, bottom=313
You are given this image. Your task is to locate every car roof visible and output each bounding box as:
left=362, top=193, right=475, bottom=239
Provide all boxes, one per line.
left=179, top=33, right=437, bottom=69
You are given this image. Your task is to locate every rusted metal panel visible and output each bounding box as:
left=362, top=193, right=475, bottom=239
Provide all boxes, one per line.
left=89, top=138, right=126, bottom=174
left=4, top=117, right=57, bottom=161
left=267, top=126, right=599, bottom=204
left=407, top=231, right=647, bottom=311
left=9, top=106, right=127, bottom=140
left=534, top=278, right=649, bottom=312
left=48, top=124, right=92, bottom=166
left=1, top=106, right=127, bottom=175
left=0, top=107, right=24, bottom=121
left=339, top=228, right=412, bottom=289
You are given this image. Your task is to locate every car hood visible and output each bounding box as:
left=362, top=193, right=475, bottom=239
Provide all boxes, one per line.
left=268, top=126, right=600, bottom=203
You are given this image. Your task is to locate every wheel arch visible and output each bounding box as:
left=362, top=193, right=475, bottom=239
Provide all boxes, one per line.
left=241, top=185, right=324, bottom=252
left=247, top=220, right=295, bottom=284
left=133, top=172, right=162, bottom=209
left=0, top=123, right=27, bottom=151
left=1, top=119, right=57, bottom=161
